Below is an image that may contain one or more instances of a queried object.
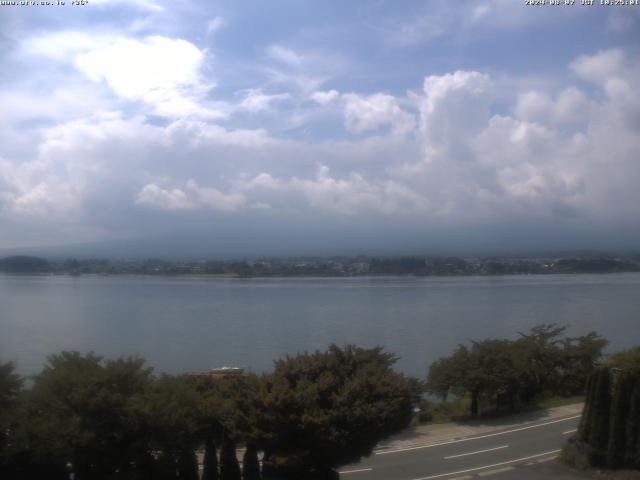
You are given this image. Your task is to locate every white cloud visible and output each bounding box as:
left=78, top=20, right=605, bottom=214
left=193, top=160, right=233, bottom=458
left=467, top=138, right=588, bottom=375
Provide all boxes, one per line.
left=310, top=90, right=339, bottom=105
left=343, top=93, right=415, bottom=136
left=515, top=91, right=553, bottom=122
left=515, top=87, right=590, bottom=124
left=238, top=89, right=291, bottom=113
left=74, top=36, right=220, bottom=119
left=554, top=87, right=590, bottom=123
left=289, top=166, right=427, bottom=216
left=23, top=32, right=117, bottom=61
left=168, top=120, right=279, bottom=149
left=266, top=45, right=303, bottom=66
left=136, top=181, right=246, bottom=212
left=571, top=49, right=624, bottom=84
left=135, top=184, right=195, bottom=211
left=186, top=180, right=247, bottom=212
left=238, top=166, right=428, bottom=216
left=2, top=40, right=640, bottom=249
left=75, top=36, right=203, bottom=99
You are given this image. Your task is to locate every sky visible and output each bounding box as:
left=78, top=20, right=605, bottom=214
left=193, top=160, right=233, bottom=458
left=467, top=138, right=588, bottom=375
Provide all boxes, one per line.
left=1, top=0, right=639, bottom=257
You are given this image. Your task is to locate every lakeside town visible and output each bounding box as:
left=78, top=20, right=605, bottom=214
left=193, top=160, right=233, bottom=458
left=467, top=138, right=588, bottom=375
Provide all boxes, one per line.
left=1, top=253, right=640, bottom=277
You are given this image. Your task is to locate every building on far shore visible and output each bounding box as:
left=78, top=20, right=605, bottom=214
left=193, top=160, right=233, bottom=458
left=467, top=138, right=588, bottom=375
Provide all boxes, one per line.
left=187, top=366, right=245, bottom=382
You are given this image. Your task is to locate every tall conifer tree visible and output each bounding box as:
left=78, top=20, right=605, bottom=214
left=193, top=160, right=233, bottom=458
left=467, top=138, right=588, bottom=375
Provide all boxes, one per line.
left=588, top=368, right=611, bottom=466
left=607, top=374, right=632, bottom=467
left=242, top=444, right=260, bottom=480
left=202, top=436, right=219, bottom=480
left=625, top=378, right=640, bottom=468
left=177, top=449, right=199, bottom=480
left=220, top=440, right=241, bottom=480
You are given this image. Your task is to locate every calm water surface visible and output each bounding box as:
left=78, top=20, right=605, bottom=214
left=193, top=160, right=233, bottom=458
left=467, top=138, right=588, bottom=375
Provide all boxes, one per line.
left=1, top=273, right=639, bottom=377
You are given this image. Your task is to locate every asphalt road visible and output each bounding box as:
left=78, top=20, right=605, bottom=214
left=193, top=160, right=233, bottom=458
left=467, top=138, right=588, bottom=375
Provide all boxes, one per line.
left=339, top=414, right=581, bottom=480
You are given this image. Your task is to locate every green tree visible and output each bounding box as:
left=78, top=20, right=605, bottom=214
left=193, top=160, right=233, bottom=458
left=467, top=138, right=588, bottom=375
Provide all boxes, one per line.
left=587, top=368, right=611, bottom=466
left=0, top=362, right=22, bottom=445
left=143, top=374, right=203, bottom=476
left=426, top=350, right=465, bottom=402
left=625, top=378, right=640, bottom=468
left=428, top=325, right=607, bottom=418
left=27, top=351, right=154, bottom=479
left=428, top=340, right=524, bottom=416
left=609, top=346, right=640, bottom=375
left=177, top=449, right=199, bottom=480
left=607, top=373, right=633, bottom=467
left=193, top=371, right=264, bottom=479
left=154, top=452, right=177, bottom=480
left=515, top=324, right=566, bottom=402
left=578, top=371, right=598, bottom=442
left=201, top=436, right=219, bottom=480
left=258, top=345, right=413, bottom=476
left=242, top=443, right=260, bottom=480
left=219, top=440, right=241, bottom=480
left=0, top=362, right=24, bottom=478
left=558, top=332, right=608, bottom=396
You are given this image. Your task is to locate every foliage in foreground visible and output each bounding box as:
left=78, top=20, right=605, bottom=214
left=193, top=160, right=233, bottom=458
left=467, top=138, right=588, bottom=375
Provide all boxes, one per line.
left=0, top=345, right=415, bottom=479
left=576, top=367, right=640, bottom=470
left=426, top=324, right=608, bottom=417
left=258, top=345, right=416, bottom=475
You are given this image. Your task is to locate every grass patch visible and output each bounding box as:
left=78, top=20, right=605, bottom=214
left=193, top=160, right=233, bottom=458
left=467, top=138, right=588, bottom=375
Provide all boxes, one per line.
left=416, top=395, right=584, bottom=425
left=536, top=395, right=584, bottom=409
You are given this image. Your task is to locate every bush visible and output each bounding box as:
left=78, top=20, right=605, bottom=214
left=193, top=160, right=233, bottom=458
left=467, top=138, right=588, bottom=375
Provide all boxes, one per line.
left=560, top=438, right=590, bottom=470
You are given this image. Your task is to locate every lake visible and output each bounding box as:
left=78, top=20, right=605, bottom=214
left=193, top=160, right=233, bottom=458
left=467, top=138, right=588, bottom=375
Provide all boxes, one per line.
left=1, top=273, right=639, bottom=378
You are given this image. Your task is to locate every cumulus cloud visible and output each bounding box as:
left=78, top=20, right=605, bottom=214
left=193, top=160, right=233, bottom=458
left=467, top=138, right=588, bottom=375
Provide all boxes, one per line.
left=135, top=184, right=195, bottom=211
left=515, top=91, right=553, bottom=122
left=343, top=93, right=416, bottom=136
left=571, top=49, right=624, bottom=84
left=74, top=36, right=222, bottom=119
left=420, top=71, right=490, bottom=140
left=310, top=90, right=339, bottom=105
left=515, top=87, right=590, bottom=124
left=2, top=34, right=640, bottom=250
left=75, top=36, right=203, bottom=99
left=237, top=89, right=291, bottom=113
left=23, top=32, right=118, bottom=62
left=136, top=181, right=246, bottom=212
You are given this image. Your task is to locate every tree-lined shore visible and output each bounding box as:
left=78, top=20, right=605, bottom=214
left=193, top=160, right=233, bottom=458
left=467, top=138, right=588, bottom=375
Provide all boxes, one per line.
left=2, top=254, right=639, bottom=277
left=1, top=329, right=637, bottom=479
left=0, top=346, right=417, bottom=480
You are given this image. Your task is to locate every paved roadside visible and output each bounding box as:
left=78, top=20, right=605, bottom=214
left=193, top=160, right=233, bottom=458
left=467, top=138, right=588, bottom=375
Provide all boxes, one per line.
left=474, top=456, right=640, bottom=480
left=374, top=403, right=584, bottom=453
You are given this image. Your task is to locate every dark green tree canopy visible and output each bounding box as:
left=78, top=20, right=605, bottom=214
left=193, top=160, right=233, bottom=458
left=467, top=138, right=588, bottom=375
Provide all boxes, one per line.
left=608, top=346, right=640, bottom=375
left=427, top=325, right=608, bottom=416
left=259, top=344, right=414, bottom=471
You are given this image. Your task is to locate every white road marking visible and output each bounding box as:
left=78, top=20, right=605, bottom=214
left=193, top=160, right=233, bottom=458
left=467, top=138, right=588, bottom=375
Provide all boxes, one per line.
left=444, top=445, right=509, bottom=460
left=410, top=449, right=562, bottom=480
left=376, top=415, right=580, bottom=456
left=562, top=429, right=577, bottom=435
left=339, top=467, right=373, bottom=474
left=477, top=466, right=515, bottom=476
